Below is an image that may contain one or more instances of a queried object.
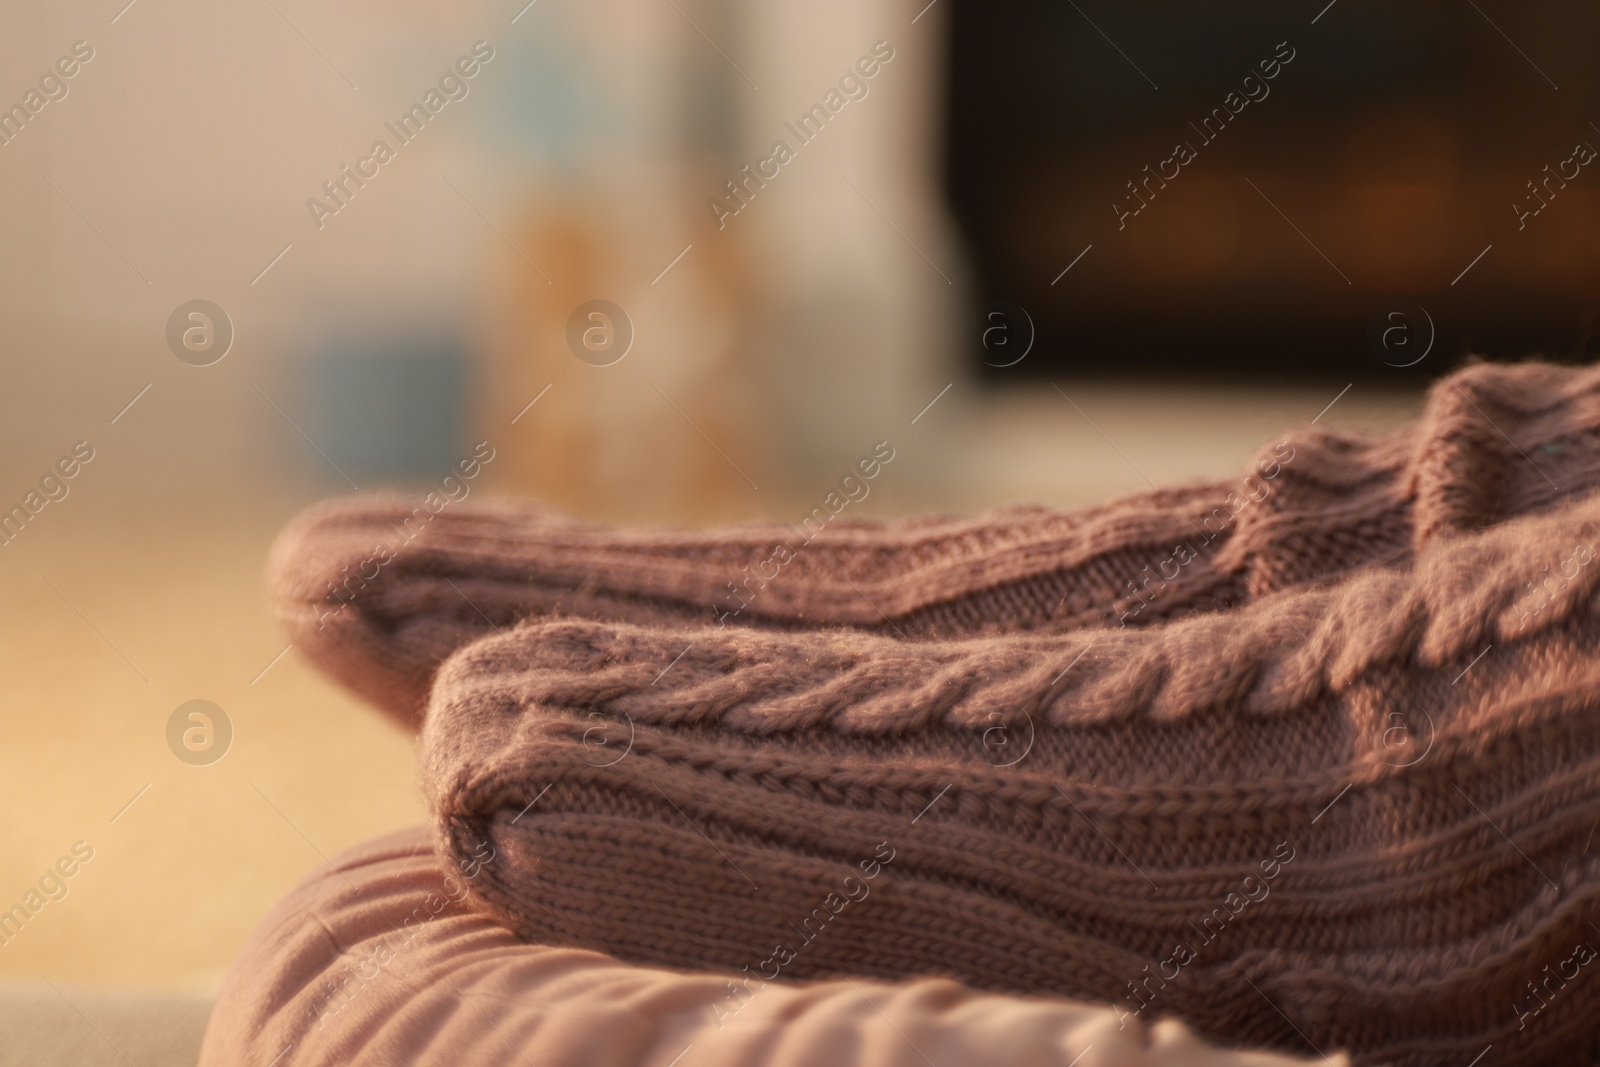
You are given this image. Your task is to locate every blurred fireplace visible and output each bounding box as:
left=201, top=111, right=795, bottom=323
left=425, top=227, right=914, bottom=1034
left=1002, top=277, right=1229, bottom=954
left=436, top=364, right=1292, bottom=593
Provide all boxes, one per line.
left=944, top=0, right=1600, bottom=381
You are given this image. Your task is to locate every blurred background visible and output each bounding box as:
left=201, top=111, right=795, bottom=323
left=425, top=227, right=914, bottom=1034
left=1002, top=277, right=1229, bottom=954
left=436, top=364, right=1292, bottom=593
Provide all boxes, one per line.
left=0, top=0, right=1591, bottom=1060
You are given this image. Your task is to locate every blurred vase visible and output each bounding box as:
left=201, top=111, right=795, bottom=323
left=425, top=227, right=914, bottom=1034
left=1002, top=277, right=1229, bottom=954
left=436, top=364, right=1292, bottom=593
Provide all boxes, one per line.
left=475, top=0, right=965, bottom=520
left=476, top=0, right=766, bottom=523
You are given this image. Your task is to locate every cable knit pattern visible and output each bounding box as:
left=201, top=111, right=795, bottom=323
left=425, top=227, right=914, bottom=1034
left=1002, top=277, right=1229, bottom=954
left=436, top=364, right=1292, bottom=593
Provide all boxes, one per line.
left=273, top=361, right=1600, bottom=730
left=424, top=484, right=1600, bottom=1067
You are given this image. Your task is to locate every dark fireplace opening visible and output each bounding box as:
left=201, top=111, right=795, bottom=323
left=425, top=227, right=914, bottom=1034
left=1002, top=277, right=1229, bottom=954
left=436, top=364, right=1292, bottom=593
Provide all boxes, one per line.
left=944, top=0, right=1600, bottom=383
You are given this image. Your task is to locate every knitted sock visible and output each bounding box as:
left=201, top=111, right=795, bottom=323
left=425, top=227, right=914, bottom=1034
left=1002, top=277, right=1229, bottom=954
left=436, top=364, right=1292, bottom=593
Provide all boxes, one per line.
left=273, top=359, right=1600, bottom=730
left=424, top=487, right=1600, bottom=1067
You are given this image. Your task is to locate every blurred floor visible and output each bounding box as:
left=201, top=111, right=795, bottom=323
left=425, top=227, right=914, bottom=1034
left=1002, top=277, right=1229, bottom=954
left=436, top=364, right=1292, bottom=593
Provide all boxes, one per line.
left=0, top=372, right=1422, bottom=993
left=0, top=484, right=425, bottom=992
left=0, top=987, right=212, bottom=1067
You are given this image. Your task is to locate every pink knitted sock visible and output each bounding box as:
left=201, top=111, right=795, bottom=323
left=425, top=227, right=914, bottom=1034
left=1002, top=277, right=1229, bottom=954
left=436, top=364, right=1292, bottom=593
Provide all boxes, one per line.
left=273, top=360, right=1600, bottom=731
left=424, top=485, right=1600, bottom=1067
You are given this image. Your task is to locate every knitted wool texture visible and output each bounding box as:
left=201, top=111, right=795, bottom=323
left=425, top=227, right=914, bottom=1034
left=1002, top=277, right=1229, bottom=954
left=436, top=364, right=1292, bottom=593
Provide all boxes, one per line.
left=272, top=361, right=1600, bottom=731
left=424, top=486, right=1600, bottom=1067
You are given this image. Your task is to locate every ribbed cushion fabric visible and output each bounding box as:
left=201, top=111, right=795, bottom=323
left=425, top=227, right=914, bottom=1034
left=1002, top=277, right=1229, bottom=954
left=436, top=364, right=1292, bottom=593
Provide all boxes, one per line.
left=422, top=483, right=1600, bottom=1067
left=272, top=361, right=1600, bottom=731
